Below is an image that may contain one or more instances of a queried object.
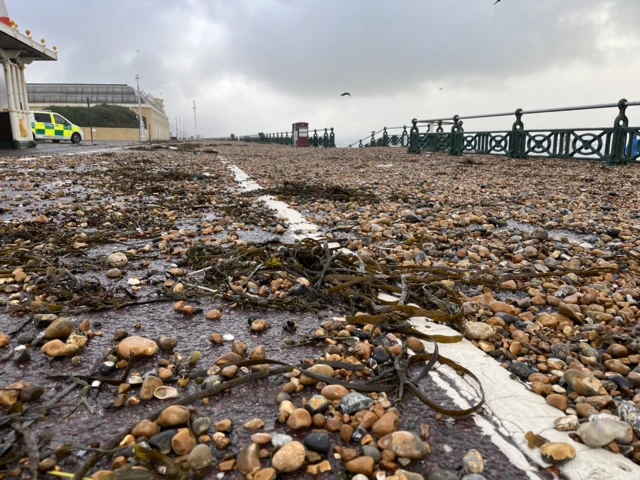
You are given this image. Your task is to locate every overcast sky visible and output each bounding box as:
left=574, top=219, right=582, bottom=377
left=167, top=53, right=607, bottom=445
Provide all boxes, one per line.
left=13, top=0, right=640, bottom=145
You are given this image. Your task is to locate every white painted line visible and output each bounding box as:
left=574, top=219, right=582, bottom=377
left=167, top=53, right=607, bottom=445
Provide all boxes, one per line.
left=409, top=317, right=640, bottom=480
left=221, top=157, right=322, bottom=240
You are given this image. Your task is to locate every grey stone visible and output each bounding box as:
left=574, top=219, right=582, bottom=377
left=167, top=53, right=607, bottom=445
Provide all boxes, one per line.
left=288, top=283, right=307, bottom=296
left=148, top=430, right=177, bottom=454
left=428, top=469, right=458, bottom=480
left=276, top=391, right=291, bottom=404
left=509, top=361, right=534, bottom=380
left=201, top=375, right=222, bottom=390
left=532, top=227, right=549, bottom=240
left=271, top=433, right=293, bottom=448
left=618, top=401, right=640, bottom=436
left=17, top=333, right=33, bottom=344
left=579, top=417, right=633, bottom=447
left=303, top=432, right=330, bottom=454
left=13, top=346, right=30, bottom=364
left=362, top=445, right=381, bottom=463
left=339, top=392, right=373, bottom=414
left=188, top=444, right=212, bottom=470
left=192, top=417, right=211, bottom=436
left=464, top=322, right=494, bottom=340
left=462, top=476, right=487, bottom=480
left=19, top=385, right=44, bottom=402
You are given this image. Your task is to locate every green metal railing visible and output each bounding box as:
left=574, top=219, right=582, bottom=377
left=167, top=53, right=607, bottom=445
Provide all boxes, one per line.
left=407, top=98, right=640, bottom=165
left=348, top=126, right=409, bottom=148
left=309, top=128, right=336, bottom=148
left=238, top=127, right=336, bottom=147
left=241, top=132, right=294, bottom=145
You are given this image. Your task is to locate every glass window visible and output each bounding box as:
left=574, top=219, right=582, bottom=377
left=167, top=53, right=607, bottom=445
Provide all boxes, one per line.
left=34, top=113, right=51, bottom=123
left=53, top=114, right=69, bottom=125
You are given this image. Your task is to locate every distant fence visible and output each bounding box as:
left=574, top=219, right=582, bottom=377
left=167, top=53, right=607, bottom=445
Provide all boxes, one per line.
left=236, top=128, right=336, bottom=148
left=350, top=99, right=640, bottom=165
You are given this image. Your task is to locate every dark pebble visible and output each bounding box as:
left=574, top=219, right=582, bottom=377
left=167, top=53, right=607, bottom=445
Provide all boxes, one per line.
left=372, top=346, right=390, bottom=363
left=19, top=385, right=44, bottom=402
left=288, top=284, right=307, bottom=296
left=14, top=347, right=30, bottom=364
left=149, top=430, right=177, bottom=454
left=351, top=426, right=368, bottom=443
left=303, top=432, right=330, bottom=454
left=509, top=361, right=534, bottom=380
left=17, top=333, right=34, bottom=344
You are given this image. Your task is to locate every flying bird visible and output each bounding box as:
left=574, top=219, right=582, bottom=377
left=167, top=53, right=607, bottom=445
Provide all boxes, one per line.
left=439, top=87, right=443, bottom=91
left=136, top=50, right=140, bottom=53
left=341, top=92, right=351, bottom=97
left=494, top=0, right=500, bottom=4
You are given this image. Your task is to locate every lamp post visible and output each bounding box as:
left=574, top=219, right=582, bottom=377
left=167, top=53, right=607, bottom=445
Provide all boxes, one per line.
left=135, top=74, right=147, bottom=141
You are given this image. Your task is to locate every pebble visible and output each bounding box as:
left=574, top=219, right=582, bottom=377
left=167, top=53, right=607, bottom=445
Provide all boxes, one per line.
left=0, top=332, right=8, bottom=347
left=287, top=408, right=312, bottom=429
left=13, top=346, right=30, bottom=364
left=19, top=385, right=44, bottom=402
left=149, top=430, right=177, bottom=454
left=41, top=340, right=79, bottom=357
left=321, top=384, right=349, bottom=400
left=106, top=268, right=122, bottom=278
left=271, top=433, right=293, bottom=448
left=188, top=444, right=212, bottom=470
left=372, top=412, right=401, bottom=438
left=192, top=417, right=211, bottom=436
left=132, top=419, right=159, bottom=438
left=553, top=415, right=579, bottom=431
left=237, top=443, right=261, bottom=475
left=339, top=392, right=373, bottom=414
left=462, top=449, right=484, bottom=474
left=244, top=418, right=264, bottom=430
left=156, top=405, right=190, bottom=427
left=378, top=431, right=427, bottom=459
left=304, top=432, right=330, bottom=454
left=346, top=456, right=374, bottom=476
left=427, top=468, right=459, bottom=480
left=540, top=442, right=576, bottom=465
left=107, top=252, right=128, bottom=267
left=579, top=417, right=633, bottom=447
left=44, top=318, right=76, bottom=340
left=156, top=335, right=177, bottom=351
left=464, top=322, right=494, bottom=340
left=618, top=401, right=640, bottom=436
left=171, top=428, right=196, bottom=455
left=362, top=445, right=381, bottom=463
left=305, top=394, right=329, bottom=415
left=117, top=336, right=158, bottom=359
left=509, top=361, right=534, bottom=380
left=271, top=440, right=305, bottom=472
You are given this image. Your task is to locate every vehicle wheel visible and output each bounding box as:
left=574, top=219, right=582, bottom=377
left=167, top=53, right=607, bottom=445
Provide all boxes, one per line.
left=52, top=140, right=61, bottom=143
left=71, top=133, right=81, bottom=144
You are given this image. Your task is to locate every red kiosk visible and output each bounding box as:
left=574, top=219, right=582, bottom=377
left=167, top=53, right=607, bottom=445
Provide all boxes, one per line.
left=292, top=122, right=309, bottom=147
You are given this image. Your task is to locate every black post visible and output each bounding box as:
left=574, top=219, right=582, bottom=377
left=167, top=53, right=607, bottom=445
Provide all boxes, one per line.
left=86, top=97, right=94, bottom=145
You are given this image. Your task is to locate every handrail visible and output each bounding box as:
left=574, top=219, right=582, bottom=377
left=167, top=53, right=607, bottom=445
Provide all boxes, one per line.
left=416, top=100, right=640, bottom=124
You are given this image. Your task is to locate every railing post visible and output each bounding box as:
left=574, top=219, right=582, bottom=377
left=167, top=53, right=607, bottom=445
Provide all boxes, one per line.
left=408, top=119, right=420, bottom=154
left=508, top=108, right=526, bottom=158
left=370, top=131, right=375, bottom=147
left=449, top=115, right=463, bottom=156
left=323, top=128, right=329, bottom=148
left=609, top=98, right=629, bottom=165
left=329, top=128, right=335, bottom=148
left=313, top=129, right=318, bottom=148
left=382, top=127, right=389, bottom=147
left=401, top=125, right=408, bottom=147
left=359, top=139, right=363, bottom=148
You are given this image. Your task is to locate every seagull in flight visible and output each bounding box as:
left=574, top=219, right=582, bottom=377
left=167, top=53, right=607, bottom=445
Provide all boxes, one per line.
left=341, top=92, right=351, bottom=97
left=494, top=0, right=500, bottom=4
left=439, top=87, right=443, bottom=91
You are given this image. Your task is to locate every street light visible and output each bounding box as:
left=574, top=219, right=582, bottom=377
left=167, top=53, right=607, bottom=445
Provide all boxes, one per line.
left=135, top=74, right=147, bottom=141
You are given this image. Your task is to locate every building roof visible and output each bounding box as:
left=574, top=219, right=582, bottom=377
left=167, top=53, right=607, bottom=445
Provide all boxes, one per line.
left=27, top=83, right=167, bottom=116
left=0, top=22, right=57, bottom=61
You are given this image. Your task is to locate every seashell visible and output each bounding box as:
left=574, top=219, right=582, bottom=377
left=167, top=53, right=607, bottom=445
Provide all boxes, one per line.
left=154, top=386, right=178, bottom=400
